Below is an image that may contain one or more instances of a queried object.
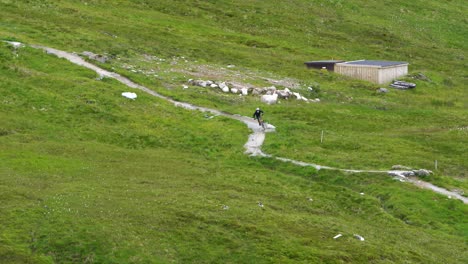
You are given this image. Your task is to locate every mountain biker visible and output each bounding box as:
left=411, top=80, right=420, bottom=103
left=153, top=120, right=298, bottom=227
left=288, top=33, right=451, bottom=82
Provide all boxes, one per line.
left=253, top=107, right=264, bottom=126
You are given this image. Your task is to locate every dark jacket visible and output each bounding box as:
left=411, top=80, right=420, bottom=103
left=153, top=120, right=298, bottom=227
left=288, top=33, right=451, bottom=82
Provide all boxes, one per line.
left=253, top=109, right=264, bottom=119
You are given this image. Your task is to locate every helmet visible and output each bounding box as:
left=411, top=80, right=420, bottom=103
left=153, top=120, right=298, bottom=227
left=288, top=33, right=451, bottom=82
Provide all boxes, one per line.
left=256, top=108, right=260, bottom=110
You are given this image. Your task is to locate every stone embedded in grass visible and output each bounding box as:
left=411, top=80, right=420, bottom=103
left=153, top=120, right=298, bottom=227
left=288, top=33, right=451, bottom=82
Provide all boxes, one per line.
left=354, top=234, right=365, bottom=241
left=388, top=170, right=415, bottom=177
left=81, top=51, right=110, bottom=63
left=186, top=78, right=318, bottom=103
left=218, top=82, right=230, bottom=92
left=333, top=234, right=343, bottom=239
left=377, top=88, right=389, bottom=93
left=261, top=93, right=278, bottom=104
left=412, top=169, right=432, bottom=177
left=4, top=41, right=24, bottom=49
left=122, top=92, right=137, bottom=100
left=276, top=88, right=291, bottom=99
left=391, top=165, right=412, bottom=170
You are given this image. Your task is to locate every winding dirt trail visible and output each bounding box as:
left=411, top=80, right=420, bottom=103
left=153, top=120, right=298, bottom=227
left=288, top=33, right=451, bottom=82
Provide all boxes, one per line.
left=10, top=42, right=465, bottom=204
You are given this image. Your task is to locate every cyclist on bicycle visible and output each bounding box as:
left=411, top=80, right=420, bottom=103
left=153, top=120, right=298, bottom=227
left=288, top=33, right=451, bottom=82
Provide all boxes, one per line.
left=253, top=107, right=264, bottom=126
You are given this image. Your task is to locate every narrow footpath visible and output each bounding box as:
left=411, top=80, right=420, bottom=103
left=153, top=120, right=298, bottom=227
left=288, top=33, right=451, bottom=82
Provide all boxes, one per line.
left=9, top=42, right=465, bottom=204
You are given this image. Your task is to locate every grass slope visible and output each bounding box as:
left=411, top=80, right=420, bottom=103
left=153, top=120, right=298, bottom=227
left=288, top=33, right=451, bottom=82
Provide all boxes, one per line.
left=1, top=0, right=467, bottom=263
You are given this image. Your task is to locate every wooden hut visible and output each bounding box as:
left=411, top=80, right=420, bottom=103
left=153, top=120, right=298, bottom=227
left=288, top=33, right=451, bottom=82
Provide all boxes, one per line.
left=334, top=60, right=408, bottom=84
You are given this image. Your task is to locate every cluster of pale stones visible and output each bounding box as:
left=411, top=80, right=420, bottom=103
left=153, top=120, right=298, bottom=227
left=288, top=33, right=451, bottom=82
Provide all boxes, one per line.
left=187, top=79, right=320, bottom=105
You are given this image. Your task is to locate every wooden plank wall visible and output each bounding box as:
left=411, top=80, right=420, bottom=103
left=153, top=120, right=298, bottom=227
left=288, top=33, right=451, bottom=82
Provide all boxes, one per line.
left=335, top=64, right=408, bottom=84
left=335, top=64, right=380, bottom=83
left=378, top=66, right=408, bottom=84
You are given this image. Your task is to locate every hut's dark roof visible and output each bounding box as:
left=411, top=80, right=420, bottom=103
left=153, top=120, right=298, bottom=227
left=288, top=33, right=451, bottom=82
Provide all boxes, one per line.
left=305, top=60, right=344, bottom=64
left=341, top=60, right=408, bottom=67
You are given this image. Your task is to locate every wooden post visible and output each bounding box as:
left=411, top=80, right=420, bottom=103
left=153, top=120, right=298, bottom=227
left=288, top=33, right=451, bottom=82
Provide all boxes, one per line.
left=320, top=130, right=324, bottom=143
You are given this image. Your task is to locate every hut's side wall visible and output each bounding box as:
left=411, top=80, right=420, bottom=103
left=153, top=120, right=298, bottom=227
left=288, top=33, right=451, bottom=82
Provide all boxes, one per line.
left=378, top=65, right=408, bottom=84
left=334, top=64, right=380, bottom=83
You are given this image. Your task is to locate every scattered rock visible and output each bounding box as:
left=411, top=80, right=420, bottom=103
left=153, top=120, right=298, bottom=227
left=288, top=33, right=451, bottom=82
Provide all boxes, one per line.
left=333, top=234, right=342, bottom=239
left=276, top=89, right=291, bottom=99
left=401, top=171, right=415, bottom=177
left=81, top=51, right=110, bottom=63
left=4, top=41, right=24, bottom=49
left=391, top=165, right=412, bottom=170
left=388, top=171, right=415, bottom=177
left=261, top=94, right=278, bottom=104
left=354, top=234, right=365, bottom=241
left=252, top=88, right=264, bottom=95
left=377, top=88, right=389, bottom=93
left=219, top=82, right=230, bottom=93
left=266, top=86, right=277, bottom=94
left=122, top=92, right=137, bottom=100
left=292, top=92, right=309, bottom=102
left=412, top=169, right=432, bottom=177
left=186, top=79, right=319, bottom=104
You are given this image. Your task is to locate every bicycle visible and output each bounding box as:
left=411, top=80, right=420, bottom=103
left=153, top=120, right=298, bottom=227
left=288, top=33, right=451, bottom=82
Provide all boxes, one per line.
left=257, top=117, right=266, bottom=130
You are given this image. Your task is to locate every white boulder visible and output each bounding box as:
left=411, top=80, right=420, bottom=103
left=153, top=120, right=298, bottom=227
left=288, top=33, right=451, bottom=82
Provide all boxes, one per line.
left=276, top=89, right=291, bottom=99
left=293, top=93, right=309, bottom=102
left=261, top=94, right=278, bottom=104
left=122, top=92, right=137, bottom=99
left=413, top=169, right=433, bottom=177
left=218, top=82, right=230, bottom=93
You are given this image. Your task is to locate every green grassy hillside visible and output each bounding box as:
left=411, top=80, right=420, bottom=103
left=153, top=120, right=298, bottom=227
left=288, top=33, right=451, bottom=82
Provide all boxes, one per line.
left=1, top=0, right=467, bottom=263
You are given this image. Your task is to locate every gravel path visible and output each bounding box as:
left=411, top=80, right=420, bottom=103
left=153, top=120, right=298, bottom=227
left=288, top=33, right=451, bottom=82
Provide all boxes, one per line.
left=11, top=42, right=465, bottom=204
